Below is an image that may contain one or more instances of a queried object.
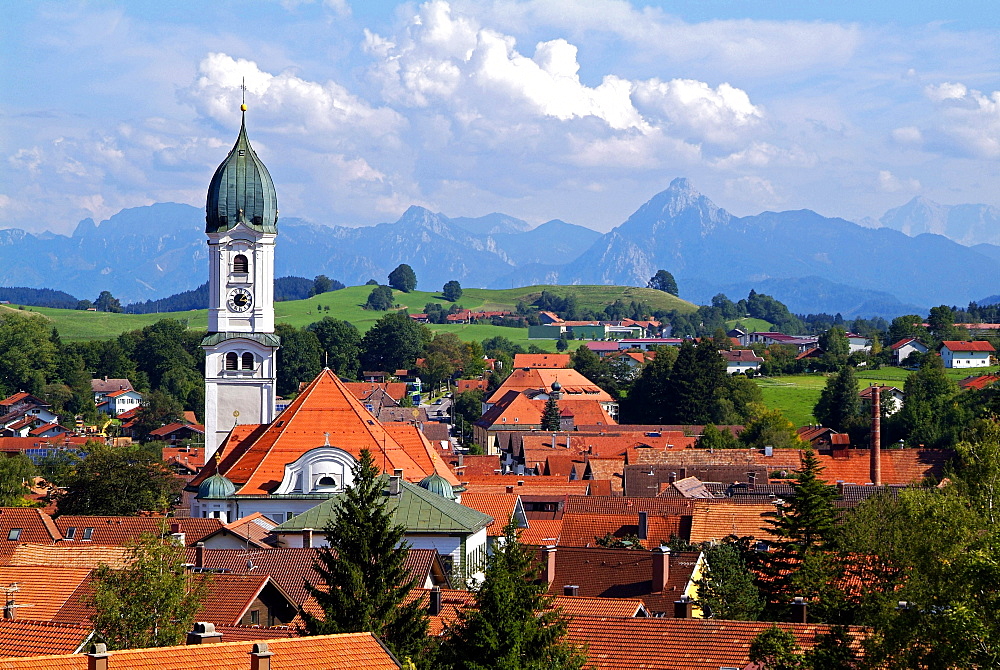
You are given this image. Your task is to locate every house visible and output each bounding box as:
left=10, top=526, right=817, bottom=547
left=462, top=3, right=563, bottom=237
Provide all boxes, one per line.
left=940, top=340, right=995, bottom=368
left=740, top=332, right=819, bottom=353
left=859, top=385, right=904, bottom=414
left=890, top=337, right=929, bottom=365
left=0, top=393, right=60, bottom=436
left=187, top=369, right=459, bottom=524
left=846, top=332, right=872, bottom=353
left=96, top=388, right=143, bottom=416
left=270, top=473, right=491, bottom=584
left=584, top=341, right=621, bottom=357
left=959, top=374, right=1000, bottom=391
left=0, top=633, right=402, bottom=669
left=720, top=349, right=764, bottom=374
left=0, top=619, right=93, bottom=658
left=90, top=377, right=134, bottom=403
left=149, top=422, right=205, bottom=444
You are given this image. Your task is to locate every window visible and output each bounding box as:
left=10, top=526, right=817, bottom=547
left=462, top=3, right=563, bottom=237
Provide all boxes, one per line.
left=241, top=352, right=254, bottom=370
left=317, top=476, right=336, bottom=486
left=82, top=528, right=93, bottom=541
left=233, top=254, right=248, bottom=274
left=286, top=512, right=296, bottom=522
left=225, top=352, right=238, bottom=370
left=7, top=529, right=20, bottom=541
left=64, top=527, right=76, bottom=540
left=250, top=609, right=260, bottom=625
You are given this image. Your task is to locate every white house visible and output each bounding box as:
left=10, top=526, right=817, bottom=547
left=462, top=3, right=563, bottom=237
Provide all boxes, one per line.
left=846, top=333, right=872, bottom=353
left=97, top=388, right=143, bottom=416
left=940, top=341, right=996, bottom=369
left=890, top=338, right=929, bottom=366
left=720, top=349, right=764, bottom=374
left=859, top=385, right=904, bottom=415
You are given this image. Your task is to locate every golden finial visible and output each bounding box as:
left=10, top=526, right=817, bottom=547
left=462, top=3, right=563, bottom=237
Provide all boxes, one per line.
left=240, top=77, right=247, bottom=112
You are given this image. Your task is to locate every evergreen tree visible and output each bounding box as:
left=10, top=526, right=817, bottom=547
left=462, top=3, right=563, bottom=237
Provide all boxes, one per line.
left=436, top=521, right=587, bottom=670
left=388, top=264, right=418, bottom=292
left=303, top=449, right=429, bottom=662
left=541, top=396, right=561, bottom=431
left=813, top=366, right=863, bottom=433
left=695, top=543, right=764, bottom=620
left=900, top=354, right=961, bottom=448
left=89, top=534, right=208, bottom=650
left=275, top=324, right=322, bottom=397
left=817, top=327, right=850, bottom=371
left=760, top=450, right=839, bottom=606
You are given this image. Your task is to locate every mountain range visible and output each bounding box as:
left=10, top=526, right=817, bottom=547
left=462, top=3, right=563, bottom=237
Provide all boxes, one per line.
left=0, top=180, right=996, bottom=318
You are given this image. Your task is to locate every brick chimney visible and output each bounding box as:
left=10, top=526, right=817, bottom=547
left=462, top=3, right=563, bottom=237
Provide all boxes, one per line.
left=870, top=385, right=882, bottom=486
left=429, top=586, right=442, bottom=616
left=195, top=542, right=205, bottom=568
left=186, top=622, right=223, bottom=644
left=637, top=511, right=648, bottom=541
left=651, top=546, right=671, bottom=593
left=543, top=545, right=557, bottom=586
left=791, top=596, right=808, bottom=624
left=249, top=642, right=274, bottom=670
left=563, top=585, right=579, bottom=596
left=505, top=485, right=514, bottom=494
left=302, top=528, right=314, bottom=548
left=673, top=595, right=694, bottom=618
left=86, top=643, right=109, bottom=670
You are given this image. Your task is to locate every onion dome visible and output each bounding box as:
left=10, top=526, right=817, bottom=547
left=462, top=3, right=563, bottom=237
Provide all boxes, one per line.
left=418, top=472, right=456, bottom=500
left=205, top=111, right=278, bottom=234
left=197, top=472, right=236, bottom=499
left=551, top=380, right=562, bottom=392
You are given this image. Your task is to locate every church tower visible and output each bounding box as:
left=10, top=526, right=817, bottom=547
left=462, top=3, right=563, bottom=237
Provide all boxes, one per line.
left=202, top=104, right=280, bottom=459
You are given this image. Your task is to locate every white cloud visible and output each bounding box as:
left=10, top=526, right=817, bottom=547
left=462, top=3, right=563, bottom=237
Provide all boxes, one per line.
left=892, top=126, right=923, bottom=145
left=877, top=170, right=920, bottom=193
left=922, top=81, right=1000, bottom=158
left=713, top=142, right=815, bottom=169
left=925, top=82, right=968, bottom=102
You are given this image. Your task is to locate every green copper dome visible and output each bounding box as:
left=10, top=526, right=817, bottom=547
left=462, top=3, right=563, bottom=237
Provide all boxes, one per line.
left=205, top=114, right=278, bottom=234
left=418, top=472, right=456, bottom=500
left=197, top=472, right=237, bottom=499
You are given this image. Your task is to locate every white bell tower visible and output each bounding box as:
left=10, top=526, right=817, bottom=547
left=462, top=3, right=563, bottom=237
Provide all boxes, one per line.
left=202, top=105, right=280, bottom=460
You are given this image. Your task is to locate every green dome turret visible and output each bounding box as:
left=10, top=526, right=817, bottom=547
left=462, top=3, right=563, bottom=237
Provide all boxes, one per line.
left=205, top=113, right=278, bottom=234
left=197, top=472, right=236, bottom=499
left=418, top=472, right=456, bottom=500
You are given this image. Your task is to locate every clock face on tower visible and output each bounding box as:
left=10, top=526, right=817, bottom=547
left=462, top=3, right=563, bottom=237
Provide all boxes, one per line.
left=228, top=287, right=253, bottom=313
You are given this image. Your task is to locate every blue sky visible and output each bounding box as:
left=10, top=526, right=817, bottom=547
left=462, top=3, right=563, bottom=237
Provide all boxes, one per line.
left=2, top=1, right=998, bottom=234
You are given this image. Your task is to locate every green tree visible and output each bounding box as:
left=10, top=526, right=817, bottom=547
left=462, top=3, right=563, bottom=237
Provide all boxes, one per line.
left=366, top=285, right=395, bottom=311
left=453, top=390, right=483, bottom=443
left=442, top=280, right=463, bottom=302
left=647, top=269, right=678, bottom=295
left=749, top=625, right=803, bottom=670
left=620, top=345, right=679, bottom=423
left=311, top=274, right=335, bottom=296
left=307, top=317, right=362, bottom=379
left=88, top=534, right=208, bottom=650
left=436, top=521, right=587, bottom=670
left=0, top=311, right=57, bottom=396
left=817, top=327, right=850, bottom=371
left=56, top=442, right=181, bottom=516
left=739, top=408, right=803, bottom=450
left=276, top=323, right=323, bottom=396
left=569, top=345, right=617, bottom=396
left=36, top=449, right=80, bottom=488
left=541, top=396, right=561, bottom=431
left=303, top=450, right=429, bottom=661
left=130, top=390, right=185, bottom=443
left=813, top=367, right=863, bottom=433
left=899, top=354, right=960, bottom=448
left=94, top=290, right=122, bottom=313
left=698, top=423, right=740, bottom=449
left=388, top=264, right=418, bottom=292
left=927, top=304, right=965, bottom=342
left=695, top=543, right=764, bottom=620
left=760, top=450, right=838, bottom=606
left=0, top=455, right=37, bottom=507
left=360, top=313, right=431, bottom=373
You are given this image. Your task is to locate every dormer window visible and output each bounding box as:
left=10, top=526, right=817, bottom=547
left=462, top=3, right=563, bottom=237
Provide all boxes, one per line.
left=65, top=527, right=76, bottom=540
left=233, top=254, right=248, bottom=274
left=225, top=353, right=239, bottom=371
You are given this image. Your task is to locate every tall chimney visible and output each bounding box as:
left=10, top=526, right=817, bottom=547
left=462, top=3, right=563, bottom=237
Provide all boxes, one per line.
left=303, top=528, right=314, bottom=548
left=429, top=586, right=442, bottom=615
left=870, top=385, right=882, bottom=486
left=637, top=512, right=648, bottom=541
left=651, top=546, right=671, bottom=593
left=673, top=595, right=694, bottom=619
left=249, top=642, right=274, bottom=670
left=195, top=542, right=205, bottom=568
left=791, top=596, right=808, bottom=624
left=544, top=545, right=557, bottom=586
left=186, top=622, right=223, bottom=645
left=86, top=643, right=109, bottom=670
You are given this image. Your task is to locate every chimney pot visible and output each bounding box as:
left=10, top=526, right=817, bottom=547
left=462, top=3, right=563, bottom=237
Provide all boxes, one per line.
left=673, top=595, right=694, bottom=619
left=195, top=542, right=205, bottom=568
left=186, top=621, right=223, bottom=645
left=389, top=475, right=401, bottom=496
left=505, top=486, right=514, bottom=494
left=250, top=642, right=274, bottom=670
left=790, top=596, right=808, bottom=624
left=86, top=643, right=109, bottom=670
left=563, top=585, right=579, bottom=596
left=303, top=528, right=314, bottom=548
left=651, top=546, right=671, bottom=593
left=544, top=545, right=557, bottom=586
left=429, top=586, right=442, bottom=616
left=393, top=468, right=404, bottom=478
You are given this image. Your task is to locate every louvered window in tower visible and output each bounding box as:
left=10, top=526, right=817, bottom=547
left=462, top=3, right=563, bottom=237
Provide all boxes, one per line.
left=225, top=353, right=239, bottom=370
left=242, top=353, right=254, bottom=370
left=233, top=254, right=248, bottom=274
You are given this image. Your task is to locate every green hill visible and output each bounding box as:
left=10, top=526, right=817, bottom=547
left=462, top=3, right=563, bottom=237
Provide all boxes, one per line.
left=17, top=284, right=697, bottom=345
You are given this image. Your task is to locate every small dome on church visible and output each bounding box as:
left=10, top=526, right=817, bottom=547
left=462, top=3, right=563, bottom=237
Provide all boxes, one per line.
left=197, top=472, right=236, bottom=499
left=205, top=114, right=278, bottom=235
left=551, top=380, right=562, bottom=392
left=418, top=472, right=456, bottom=500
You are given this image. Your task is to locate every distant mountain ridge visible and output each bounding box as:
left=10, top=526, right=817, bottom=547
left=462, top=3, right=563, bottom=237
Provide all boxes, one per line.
left=877, top=196, right=1000, bottom=246
left=0, top=181, right=997, bottom=319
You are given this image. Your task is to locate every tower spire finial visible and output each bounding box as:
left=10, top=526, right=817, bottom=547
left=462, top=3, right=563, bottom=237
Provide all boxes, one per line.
left=240, top=77, right=247, bottom=113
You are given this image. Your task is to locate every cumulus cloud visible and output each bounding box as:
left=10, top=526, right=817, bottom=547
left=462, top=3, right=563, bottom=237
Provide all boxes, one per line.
left=922, top=81, right=1000, bottom=158
left=877, top=170, right=920, bottom=193
left=891, top=126, right=923, bottom=145
left=925, top=82, right=968, bottom=102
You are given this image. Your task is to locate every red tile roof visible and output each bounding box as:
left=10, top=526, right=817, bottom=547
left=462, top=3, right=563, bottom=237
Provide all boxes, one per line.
left=689, top=501, right=779, bottom=543
left=196, top=573, right=277, bottom=625
left=889, top=337, right=919, bottom=350
left=512, top=354, right=571, bottom=369
left=563, top=497, right=696, bottom=516
left=0, top=566, right=93, bottom=621
left=959, top=374, right=1000, bottom=390
left=0, top=619, right=90, bottom=657
left=565, top=616, right=864, bottom=670
left=0, top=543, right=133, bottom=569
left=149, top=422, right=205, bottom=438
left=455, top=455, right=502, bottom=477
left=459, top=493, right=517, bottom=535
left=487, top=367, right=613, bottom=404
left=941, top=340, right=995, bottom=352
left=0, top=633, right=401, bottom=669
left=558, top=513, right=682, bottom=549
left=342, top=382, right=409, bottom=403
left=0, top=508, right=61, bottom=546
left=52, top=516, right=225, bottom=547
left=519, top=519, right=563, bottom=546
left=814, top=448, right=952, bottom=485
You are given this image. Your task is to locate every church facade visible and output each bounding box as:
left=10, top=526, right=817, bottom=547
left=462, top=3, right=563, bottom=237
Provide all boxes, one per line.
left=202, top=110, right=280, bottom=460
